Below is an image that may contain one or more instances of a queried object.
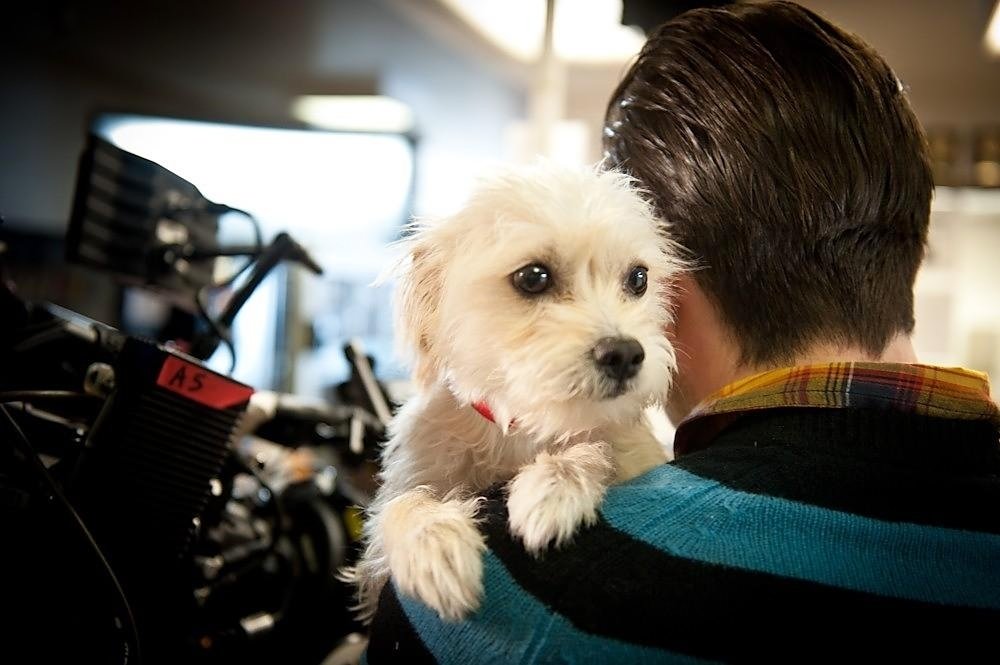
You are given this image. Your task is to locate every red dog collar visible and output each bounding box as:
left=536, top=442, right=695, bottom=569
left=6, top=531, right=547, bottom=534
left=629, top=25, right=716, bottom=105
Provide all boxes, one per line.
left=471, top=400, right=496, bottom=423
left=472, top=400, right=518, bottom=431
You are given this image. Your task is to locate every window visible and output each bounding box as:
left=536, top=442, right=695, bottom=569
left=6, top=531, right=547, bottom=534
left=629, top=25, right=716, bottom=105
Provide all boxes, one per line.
left=97, top=113, right=415, bottom=394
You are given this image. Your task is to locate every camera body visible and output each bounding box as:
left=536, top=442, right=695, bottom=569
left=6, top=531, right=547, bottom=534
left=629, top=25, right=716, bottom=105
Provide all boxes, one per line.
left=1, top=291, right=377, bottom=664
left=1, top=137, right=383, bottom=664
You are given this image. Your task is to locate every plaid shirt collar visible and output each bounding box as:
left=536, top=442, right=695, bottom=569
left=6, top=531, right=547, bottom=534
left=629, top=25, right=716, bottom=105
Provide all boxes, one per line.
left=673, top=362, right=999, bottom=457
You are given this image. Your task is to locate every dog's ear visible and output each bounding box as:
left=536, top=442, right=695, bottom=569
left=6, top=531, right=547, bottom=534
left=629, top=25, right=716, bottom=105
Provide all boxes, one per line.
left=392, top=227, right=446, bottom=389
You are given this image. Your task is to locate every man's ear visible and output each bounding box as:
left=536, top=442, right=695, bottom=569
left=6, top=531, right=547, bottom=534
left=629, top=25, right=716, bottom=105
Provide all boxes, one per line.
left=392, top=228, right=446, bottom=389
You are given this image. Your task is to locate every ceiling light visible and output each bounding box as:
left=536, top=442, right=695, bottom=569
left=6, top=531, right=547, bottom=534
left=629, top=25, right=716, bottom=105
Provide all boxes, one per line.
left=986, top=1, right=1000, bottom=55
left=440, top=0, right=645, bottom=64
left=290, top=95, right=415, bottom=133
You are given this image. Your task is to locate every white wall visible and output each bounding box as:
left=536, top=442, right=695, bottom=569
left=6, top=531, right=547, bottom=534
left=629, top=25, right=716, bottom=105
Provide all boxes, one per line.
left=915, top=188, right=1000, bottom=394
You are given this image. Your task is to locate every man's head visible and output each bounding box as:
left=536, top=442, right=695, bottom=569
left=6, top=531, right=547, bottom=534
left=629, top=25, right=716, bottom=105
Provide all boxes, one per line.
left=604, top=1, right=933, bottom=422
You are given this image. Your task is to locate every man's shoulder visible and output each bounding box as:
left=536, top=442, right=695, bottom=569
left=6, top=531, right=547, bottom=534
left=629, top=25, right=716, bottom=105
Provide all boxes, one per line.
left=367, top=451, right=1000, bottom=663
left=367, top=464, right=718, bottom=665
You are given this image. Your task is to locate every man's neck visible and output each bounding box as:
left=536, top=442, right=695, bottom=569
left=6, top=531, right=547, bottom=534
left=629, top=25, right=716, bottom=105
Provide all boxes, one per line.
left=783, top=334, right=918, bottom=366
left=665, top=276, right=925, bottom=424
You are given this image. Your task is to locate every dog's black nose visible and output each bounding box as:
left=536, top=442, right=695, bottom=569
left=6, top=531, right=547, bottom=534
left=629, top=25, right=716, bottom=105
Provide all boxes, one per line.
left=592, top=337, right=645, bottom=381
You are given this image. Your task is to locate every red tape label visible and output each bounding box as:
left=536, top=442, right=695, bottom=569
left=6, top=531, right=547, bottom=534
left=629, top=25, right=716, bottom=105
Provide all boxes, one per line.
left=155, top=355, right=254, bottom=410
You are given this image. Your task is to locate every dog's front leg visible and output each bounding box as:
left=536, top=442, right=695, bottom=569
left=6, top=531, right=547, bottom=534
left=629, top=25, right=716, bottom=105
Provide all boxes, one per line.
left=506, top=441, right=615, bottom=554
left=381, top=486, right=487, bottom=621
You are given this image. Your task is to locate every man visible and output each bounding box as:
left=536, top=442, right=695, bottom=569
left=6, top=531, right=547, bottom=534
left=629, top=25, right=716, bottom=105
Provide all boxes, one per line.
left=366, top=2, right=1000, bottom=662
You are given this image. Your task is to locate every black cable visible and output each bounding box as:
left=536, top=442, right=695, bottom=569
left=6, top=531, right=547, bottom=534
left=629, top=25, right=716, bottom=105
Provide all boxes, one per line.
left=213, top=205, right=263, bottom=255
left=10, top=321, right=65, bottom=353
left=0, top=390, right=98, bottom=403
left=172, top=202, right=262, bottom=257
left=174, top=206, right=271, bottom=371
left=175, top=255, right=235, bottom=372
left=213, top=254, right=257, bottom=290
left=194, top=287, right=237, bottom=375
left=208, top=205, right=263, bottom=288
left=189, top=207, right=262, bottom=370
left=0, top=404, right=142, bottom=665
left=188, top=246, right=260, bottom=259
left=169, top=204, right=262, bottom=288
left=189, top=228, right=300, bottom=367
left=11, top=327, right=64, bottom=352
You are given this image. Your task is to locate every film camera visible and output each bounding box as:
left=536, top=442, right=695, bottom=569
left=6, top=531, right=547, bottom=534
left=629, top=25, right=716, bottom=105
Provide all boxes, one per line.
left=1, top=136, right=390, bottom=664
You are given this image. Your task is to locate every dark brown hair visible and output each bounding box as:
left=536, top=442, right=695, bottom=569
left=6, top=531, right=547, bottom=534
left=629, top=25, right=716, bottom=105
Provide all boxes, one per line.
left=604, top=1, right=933, bottom=365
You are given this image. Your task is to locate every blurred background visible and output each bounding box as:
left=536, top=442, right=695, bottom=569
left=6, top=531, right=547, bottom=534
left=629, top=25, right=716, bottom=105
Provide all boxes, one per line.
left=2, top=0, right=999, bottom=404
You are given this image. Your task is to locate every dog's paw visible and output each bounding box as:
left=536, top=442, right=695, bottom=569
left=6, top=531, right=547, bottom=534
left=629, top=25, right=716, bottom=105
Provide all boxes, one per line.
left=506, top=442, right=613, bottom=555
left=382, top=490, right=486, bottom=622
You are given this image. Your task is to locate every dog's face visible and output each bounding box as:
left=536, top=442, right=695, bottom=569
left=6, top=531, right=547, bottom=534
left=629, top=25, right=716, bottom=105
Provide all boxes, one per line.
left=394, top=163, right=680, bottom=439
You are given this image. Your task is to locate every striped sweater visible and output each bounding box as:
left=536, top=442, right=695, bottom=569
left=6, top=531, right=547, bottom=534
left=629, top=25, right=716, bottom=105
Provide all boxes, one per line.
left=366, top=364, right=1000, bottom=663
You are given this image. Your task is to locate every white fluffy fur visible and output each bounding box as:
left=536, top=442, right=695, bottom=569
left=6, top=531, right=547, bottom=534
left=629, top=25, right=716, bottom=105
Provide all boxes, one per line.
left=348, top=162, right=682, bottom=621
left=381, top=488, right=486, bottom=621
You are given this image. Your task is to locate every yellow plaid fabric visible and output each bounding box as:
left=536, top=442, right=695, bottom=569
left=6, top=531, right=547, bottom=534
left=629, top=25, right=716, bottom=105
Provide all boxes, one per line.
left=674, top=363, right=999, bottom=456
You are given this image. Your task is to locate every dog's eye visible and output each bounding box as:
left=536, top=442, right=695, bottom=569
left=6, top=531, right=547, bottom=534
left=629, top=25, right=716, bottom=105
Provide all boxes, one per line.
left=626, top=266, right=648, bottom=296
left=512, top=264, right=552, bottom=295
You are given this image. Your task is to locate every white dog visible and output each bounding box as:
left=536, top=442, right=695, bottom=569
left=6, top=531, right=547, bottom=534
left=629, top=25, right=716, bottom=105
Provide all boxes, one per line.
left=350, top=162, right=681, bottom=621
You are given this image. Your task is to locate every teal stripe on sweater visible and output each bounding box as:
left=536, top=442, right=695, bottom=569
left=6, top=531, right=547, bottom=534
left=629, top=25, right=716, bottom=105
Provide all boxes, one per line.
left=604, top=464, right=1000, bottom=609
left=396, top=551, right=709, bottom=665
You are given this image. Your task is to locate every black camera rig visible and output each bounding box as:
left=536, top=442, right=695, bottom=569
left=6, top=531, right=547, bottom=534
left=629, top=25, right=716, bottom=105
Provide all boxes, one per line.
left=0, top=137, right=392, bottom=664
